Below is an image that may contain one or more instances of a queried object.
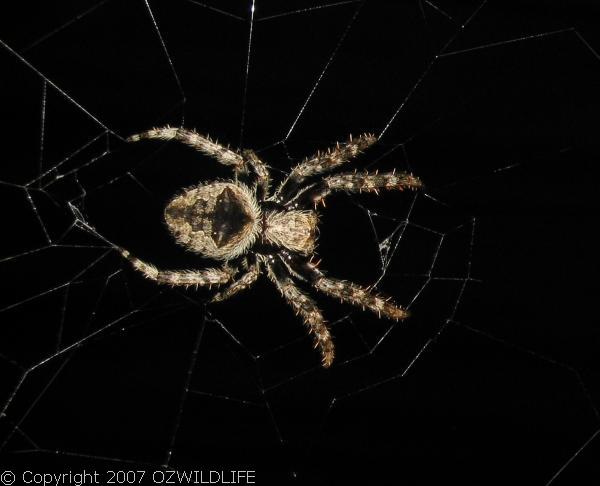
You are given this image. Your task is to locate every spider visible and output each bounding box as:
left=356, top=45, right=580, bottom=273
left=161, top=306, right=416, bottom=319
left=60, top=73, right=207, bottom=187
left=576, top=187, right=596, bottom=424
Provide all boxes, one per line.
left=119, top=126, right=422, bottom=367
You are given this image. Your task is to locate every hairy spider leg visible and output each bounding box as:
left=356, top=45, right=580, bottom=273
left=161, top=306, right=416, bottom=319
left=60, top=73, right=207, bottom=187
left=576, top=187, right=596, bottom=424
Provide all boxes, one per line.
left=120, top=249, right=234, bottom=288
left=265, top=257, right=335, bottom=367
left=211, top=260, right=261, bottom=302
left=274, top=133, right=377, bottom=204
left=289, top=170, right=423, bottom=208
left=127, top=126, right=245, bottom=170
left=290, top=253, right=409, bottom=321
left=241, top=149, right=271, bottom=199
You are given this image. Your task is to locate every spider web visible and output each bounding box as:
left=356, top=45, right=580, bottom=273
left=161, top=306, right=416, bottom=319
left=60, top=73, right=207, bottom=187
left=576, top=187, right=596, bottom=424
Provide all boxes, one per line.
left=1, top=0, right=599, bottom=484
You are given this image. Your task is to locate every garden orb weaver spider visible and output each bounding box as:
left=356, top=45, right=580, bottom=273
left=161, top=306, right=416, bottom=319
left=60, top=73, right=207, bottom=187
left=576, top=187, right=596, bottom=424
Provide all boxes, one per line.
left=119, top=126, right=422, bottom=367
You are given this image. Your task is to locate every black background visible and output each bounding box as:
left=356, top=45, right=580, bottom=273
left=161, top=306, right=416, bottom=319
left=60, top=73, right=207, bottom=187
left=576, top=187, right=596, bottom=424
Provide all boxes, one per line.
left=1, top=1, right=599, bottom=485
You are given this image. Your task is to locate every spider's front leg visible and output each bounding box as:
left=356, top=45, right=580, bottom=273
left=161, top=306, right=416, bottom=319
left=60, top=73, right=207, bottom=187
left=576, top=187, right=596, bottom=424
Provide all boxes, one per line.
left=265, top=256, right=335, bottom=367
left=291, top=170, right=423, bottom=207
left=274, top=133, right=377, bottom=203
left=120, top=249, right=234, bottom=288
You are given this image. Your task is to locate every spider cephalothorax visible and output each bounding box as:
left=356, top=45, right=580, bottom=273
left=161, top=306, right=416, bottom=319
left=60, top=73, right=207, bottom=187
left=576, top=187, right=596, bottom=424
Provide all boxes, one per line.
left=120, top=126, right=422, bottom=367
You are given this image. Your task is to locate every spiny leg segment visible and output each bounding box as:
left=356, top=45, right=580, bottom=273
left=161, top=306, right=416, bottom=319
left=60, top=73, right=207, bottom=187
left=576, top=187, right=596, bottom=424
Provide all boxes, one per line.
left=127, top=127, right=271, bottom=194
left=314, top=275, right=409, bottom=321
left=211, top=260, right=261, bottom=303
left=127, top=126, right=245, bottom=170
left=275, top=133, right=377, bottom=203
left=242, top=149, right=271, bottom=198
left=296, top=256, right=409, bottom=321
left=292, top=170, right=423, bottom=207
left=120, top=249, right=234, bottom=288
left=265, top=257, right=335, bottom=367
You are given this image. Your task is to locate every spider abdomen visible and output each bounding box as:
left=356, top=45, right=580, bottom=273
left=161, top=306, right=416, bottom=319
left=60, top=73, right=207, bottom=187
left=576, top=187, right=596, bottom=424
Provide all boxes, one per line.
left=164, top=181, right=261, bottom=260
left=212, top=187, right=254, bottom=248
